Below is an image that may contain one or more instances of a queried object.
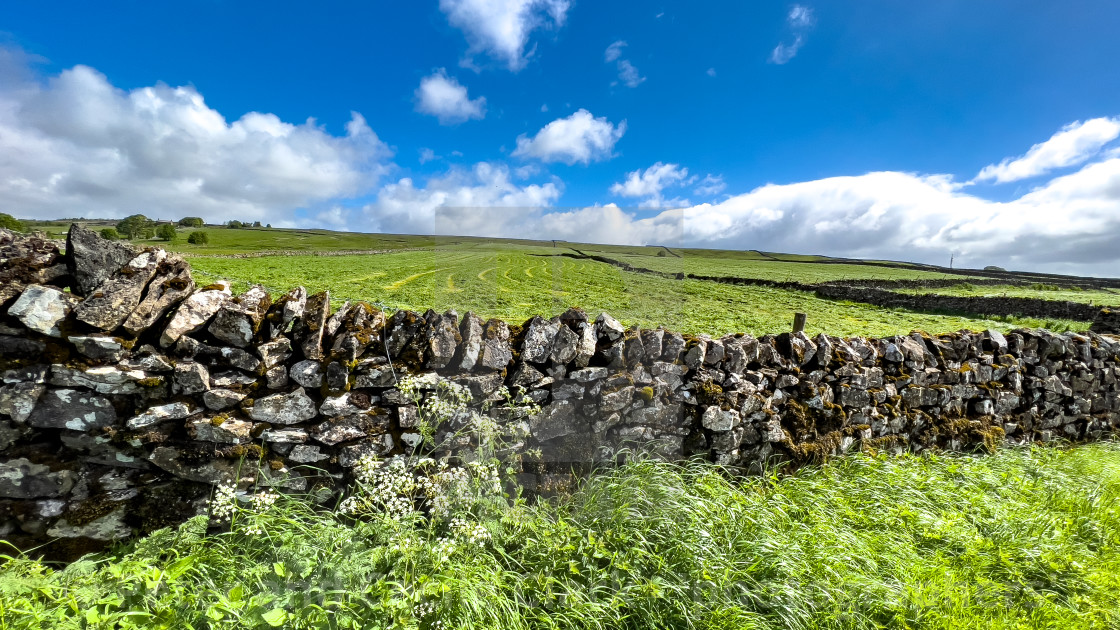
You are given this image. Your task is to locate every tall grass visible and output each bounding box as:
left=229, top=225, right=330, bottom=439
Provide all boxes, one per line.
left=2, top=443, right=1118, bottom=629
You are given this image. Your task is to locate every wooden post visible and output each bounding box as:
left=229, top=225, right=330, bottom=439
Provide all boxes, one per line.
left=792, top=312, right=807, bottom=334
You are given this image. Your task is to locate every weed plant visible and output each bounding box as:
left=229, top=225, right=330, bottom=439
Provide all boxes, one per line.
left=1, top=437, right=1118, bottom=629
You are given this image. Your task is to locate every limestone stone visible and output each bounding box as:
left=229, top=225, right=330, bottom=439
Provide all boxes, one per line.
left=290, top=360, right=324, bottom=388
left=326, top=361, right=348, bottom=392
left=288, top=444, right=329, bottom=463
left=160, top=283, right=231, bottom=347
left=702, top=406, right=741, bottom=432
left=0, top=382, right=46, bottom=423
left=49, top=365, right=153, bottom=395
left=260, top=428, right=309, bottom=444
left=68, top=335, right=127, bottom=362
left=331, top=302, right=386, bottom=362
left=266, top=286, right=307, bottom=339
left=257, top=337, right=292, bottom=368
left=47, top=508, right=131, bottom=541
left=595, top=312, right=625, bottom=342
left=319, top=392, right=373, bottom=416
left=65, top=223, right=137, bottom=297
left=208, top=286, right=271, bottom=347
left=203, top=388, right=246, bottom=411
left=354, top=361, right=395, bottom=388
left=425, top=310, right=460, bottom=369
left=27, top=388, right=116, bottom=430
left=210, top=370, right=258, bottom=389
left=339, top=434, right=395, bottom=466
left=521, top=316, right=558, bottom=364
left=458, top=312, right=483, bottom=370
left=127, top=401, right=199, bottom=429
left=8, top=284, right=77, bottom=337
left=188, top=416, right=252, bottom=443
left=574, top=322, right=597, bottom=368
left=311, top=412, right=391, bottom=446
left=121, top=256, right=195, bottom=335
left=478, top=319, right=513, bottom=370
left=73, top=249, right=166, bottom=331
left=266, top=365, right=287, bottom=389
left=530, top=399, right=580, bottom=441
left=173, top=362, right=210, bottom=395
left=295, top=291, right=330, bottom=360
left=550, top=325, right=580, bottom=364
left=246, top=388, right=317, bottom=425
left=149, top=446, right=252, bottom=484
left=218, top=346, right=261, bottom=372
left=0, top=458, right=76, bottom=499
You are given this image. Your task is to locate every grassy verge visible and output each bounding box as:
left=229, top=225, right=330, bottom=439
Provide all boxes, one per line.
left=2, top=443, right=1118, bottom=629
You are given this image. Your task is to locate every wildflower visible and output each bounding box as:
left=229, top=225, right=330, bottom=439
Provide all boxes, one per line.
left=209, top=482, right=237, bottom=523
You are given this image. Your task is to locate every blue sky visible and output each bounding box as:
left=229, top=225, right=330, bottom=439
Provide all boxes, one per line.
left=2, top=1, right=1120, bottom=275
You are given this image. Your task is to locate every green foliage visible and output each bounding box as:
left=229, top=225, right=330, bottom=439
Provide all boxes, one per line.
left=228, top=220, right=245, bottom=229
left=0, top=212, right=25, bottom=232
left=179, top=217, right=204, bottom=227
left=2, top=443, right=1119, bottom=628
left=187, top=231, right=210, bottom=245
left=984, top=265, right=1008, bottom=272
left=99, top=227, right=121, bottom=241
left=116, top=214, right=154, bottom=239
left=156, top=224, right=177, bottom=241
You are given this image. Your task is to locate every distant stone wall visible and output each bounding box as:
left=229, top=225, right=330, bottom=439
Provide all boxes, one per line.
left=2, top=225, right=1119, bottom=560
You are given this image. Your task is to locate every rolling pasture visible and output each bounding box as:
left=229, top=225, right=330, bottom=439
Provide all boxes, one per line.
left=183, top=236, right=1086, bottom=337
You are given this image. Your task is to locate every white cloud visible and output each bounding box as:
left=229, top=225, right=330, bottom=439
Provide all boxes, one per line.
left=770, top=37, right=804, bottom=65
left=610, top=162, right=693, bottom=207
left=439, top=0, right=571, bottom=71
left=616, top=60, right=646, bottom=88
left=540, top=103, right=548, bottom=112
left=694, top=174, right=726, bottom=197
left=974, top=117, right=1120, bottom=183
left=414, top=69, right=486, bottom=125
left=706, top=67, right=717, bottom=77
left=770, top=4, right=814, bottom=65
left=419, top=148, right=441, bottom=164
left=604, top=40, right=645, bottom=88
left=361, top=161, right=562, bottom=235
left=512, top=109, right=626, bottom=165
left=788, top=5, right=814, bottom=27
left=604, top=40, right=627, bottom=62
left=0, top=55, right=391, bottom=225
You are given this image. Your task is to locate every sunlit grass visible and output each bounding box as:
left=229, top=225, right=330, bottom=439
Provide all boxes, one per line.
left=2, top=443, right=1118, bottom=629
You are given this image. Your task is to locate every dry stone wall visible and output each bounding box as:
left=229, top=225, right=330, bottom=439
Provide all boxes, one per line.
left=2, top=225, right=1120, bottom=560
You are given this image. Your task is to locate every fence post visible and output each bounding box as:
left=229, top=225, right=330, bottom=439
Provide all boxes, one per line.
left=792, top=312, right=807, bottom=334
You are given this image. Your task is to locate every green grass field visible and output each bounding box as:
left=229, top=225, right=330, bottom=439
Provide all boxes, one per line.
left=19, top=223, right=1098, bottom=335
left=3, top=444, right=1118, bottom=629
left=188, top=247, right=1081, bottom=337
left=894, top=283, right=1120, bottom=307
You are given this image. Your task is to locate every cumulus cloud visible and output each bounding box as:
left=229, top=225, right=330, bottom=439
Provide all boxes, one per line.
left=604, top=40, right=646, bottom=88
left=512, top=109, right=626, bottom=165
left=361, top=161, right=563, bottom=235
left=0, top=55, right=391, bottom=224
left=975, top=117, right=1120, bottom=183
left=770, top=5, right=814, bottom=65
left=418, top=148, right=441, bottom=164
left=439, top=0, right=571, bottom=71
left=610, top=162, right=693, bottom=207
left=415, top=69, right=486, bottom=125
left=706, top=67, right=717, bottom=77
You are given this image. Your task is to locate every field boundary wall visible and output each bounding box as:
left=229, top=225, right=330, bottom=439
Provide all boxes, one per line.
left=2, top=225, right=1119, bottom=559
